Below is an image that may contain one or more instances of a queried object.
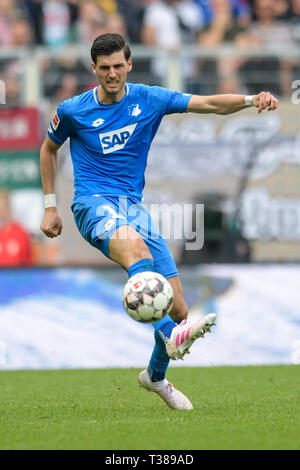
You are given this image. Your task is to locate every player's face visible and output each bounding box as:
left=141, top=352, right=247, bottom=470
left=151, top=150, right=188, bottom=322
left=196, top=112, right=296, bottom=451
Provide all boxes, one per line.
left=92, top=50, right=132, bottom=100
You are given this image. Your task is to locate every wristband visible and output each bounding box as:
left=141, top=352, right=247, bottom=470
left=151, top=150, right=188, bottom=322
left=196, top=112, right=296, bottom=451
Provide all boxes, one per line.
left=245, top=95, right=255, bottom=107
left=44, top=193, right=56, bottom=208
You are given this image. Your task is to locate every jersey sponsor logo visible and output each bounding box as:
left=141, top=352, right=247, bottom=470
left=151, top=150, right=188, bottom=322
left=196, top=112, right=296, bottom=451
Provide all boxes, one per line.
left=51, top=113, right=60, bottom=131
left=99, top=123, right=138, bottom=154
left=128, top=104, right=141, bottom=117
left=92, top=118, right=105, bottom=127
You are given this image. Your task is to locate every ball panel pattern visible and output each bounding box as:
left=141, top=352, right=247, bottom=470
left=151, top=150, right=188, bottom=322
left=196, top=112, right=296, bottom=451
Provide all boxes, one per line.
left=122, top=272, right=174, bottom=323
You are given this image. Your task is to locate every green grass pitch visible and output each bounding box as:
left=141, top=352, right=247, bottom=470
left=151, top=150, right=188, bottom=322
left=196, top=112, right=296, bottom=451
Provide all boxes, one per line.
left=0, top=365, right=299, bottom=450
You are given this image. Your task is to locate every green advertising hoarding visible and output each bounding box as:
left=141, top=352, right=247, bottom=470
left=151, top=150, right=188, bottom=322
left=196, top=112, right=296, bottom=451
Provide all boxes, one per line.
left=0, top=107, right=41, bottom=189
left=0, top=150, right=41, bottom=189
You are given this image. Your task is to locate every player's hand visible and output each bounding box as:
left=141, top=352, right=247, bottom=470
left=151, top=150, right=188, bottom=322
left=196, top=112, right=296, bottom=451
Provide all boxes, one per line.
left=40, top=208, right=63, bottom=238
left=252, top=92, right=278, bottom=114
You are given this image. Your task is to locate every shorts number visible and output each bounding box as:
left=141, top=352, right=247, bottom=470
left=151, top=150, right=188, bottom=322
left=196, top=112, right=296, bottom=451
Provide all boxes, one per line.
left=101, top=205, right=124, bottom=232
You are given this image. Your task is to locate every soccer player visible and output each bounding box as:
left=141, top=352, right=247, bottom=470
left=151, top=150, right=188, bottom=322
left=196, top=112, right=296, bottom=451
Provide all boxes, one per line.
left=40, top=33, right=278, bottom=410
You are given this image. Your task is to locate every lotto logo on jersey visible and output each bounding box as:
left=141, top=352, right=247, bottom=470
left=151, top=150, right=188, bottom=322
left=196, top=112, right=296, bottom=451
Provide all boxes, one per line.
left=99, top=123, right=138, bottom=154
left=51, top=113, right=60, bottom=131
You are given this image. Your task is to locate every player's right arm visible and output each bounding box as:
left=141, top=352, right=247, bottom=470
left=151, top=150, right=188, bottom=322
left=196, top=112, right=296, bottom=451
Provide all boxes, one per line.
left=40, top=135, right=63, bottom=238
left=187, top=92, right=278, bottom=115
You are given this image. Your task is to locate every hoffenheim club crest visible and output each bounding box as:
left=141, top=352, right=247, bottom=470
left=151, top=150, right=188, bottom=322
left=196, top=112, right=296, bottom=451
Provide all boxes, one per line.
left=128, top=104, right=142, bottom=117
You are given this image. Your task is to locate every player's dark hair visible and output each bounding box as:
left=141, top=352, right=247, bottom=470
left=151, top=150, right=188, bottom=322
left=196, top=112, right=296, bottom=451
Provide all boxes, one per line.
left=91, top=33, right=131, bottom=64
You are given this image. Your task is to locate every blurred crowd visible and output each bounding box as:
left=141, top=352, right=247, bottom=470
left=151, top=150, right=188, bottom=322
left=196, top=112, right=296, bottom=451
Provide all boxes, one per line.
left=0, top=1, right=299, bottom=266
left=0, top=0, right=299, bottom=49
left=0, top=0, right=299, bottom=102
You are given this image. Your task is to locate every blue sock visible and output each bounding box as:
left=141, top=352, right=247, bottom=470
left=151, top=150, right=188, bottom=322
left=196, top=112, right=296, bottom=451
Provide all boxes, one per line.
left=153, top=314, right=177, bottom=343
left=127, top=259, right=176, bottom=383
left=128, top=258, right=154, bottom=278
left=148, top=314, right=177, bottom=382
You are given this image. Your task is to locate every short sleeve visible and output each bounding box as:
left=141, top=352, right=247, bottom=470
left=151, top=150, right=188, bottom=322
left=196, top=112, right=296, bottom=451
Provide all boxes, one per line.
left=149, top=86, right=192, bottom=116
left=165, top=90, right=192, bottom=115
left=48, top=101, right=72, bottom=145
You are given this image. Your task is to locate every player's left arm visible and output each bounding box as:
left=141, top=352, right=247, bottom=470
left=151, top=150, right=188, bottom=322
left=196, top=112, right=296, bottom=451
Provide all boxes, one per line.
left=40, top=135, right=63, bottom=239
left=187, top=91, right=278, bottom=115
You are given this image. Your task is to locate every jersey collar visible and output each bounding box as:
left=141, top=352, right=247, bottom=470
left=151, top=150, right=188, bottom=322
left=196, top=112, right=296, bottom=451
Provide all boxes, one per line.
left=93, top=84, right=130, bottom=106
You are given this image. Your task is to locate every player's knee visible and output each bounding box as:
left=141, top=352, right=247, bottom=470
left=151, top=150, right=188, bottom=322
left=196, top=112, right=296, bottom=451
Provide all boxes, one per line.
left=131, top=238, right=153, bottom=264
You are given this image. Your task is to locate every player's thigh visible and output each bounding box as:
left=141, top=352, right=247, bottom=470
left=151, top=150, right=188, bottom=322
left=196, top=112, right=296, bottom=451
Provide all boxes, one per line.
left=167, top=275, right=188, bottom=323
left=72, top=196, right=153, bottom=269
left=109, top=225, right=153, bottom=270
left=72, top=196, right=136, bottom=263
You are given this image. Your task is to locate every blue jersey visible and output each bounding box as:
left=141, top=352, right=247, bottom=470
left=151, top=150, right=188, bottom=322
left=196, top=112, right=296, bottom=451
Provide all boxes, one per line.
left=48, top=83, right=191, bottom=201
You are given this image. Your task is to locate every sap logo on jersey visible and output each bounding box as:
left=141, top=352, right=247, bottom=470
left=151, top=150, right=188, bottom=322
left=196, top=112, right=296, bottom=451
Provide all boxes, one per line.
left=99, top=123, right=138, bottom=154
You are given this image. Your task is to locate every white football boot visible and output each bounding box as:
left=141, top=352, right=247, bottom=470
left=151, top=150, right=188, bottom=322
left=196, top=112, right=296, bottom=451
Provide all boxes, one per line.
left=166, top=313, right=217, bottom=360
left=138, top=369, right=193, bottom=410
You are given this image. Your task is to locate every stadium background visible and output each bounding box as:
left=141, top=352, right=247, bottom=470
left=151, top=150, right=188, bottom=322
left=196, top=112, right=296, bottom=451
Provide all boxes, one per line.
left=0, top=0, right=299, bottom=370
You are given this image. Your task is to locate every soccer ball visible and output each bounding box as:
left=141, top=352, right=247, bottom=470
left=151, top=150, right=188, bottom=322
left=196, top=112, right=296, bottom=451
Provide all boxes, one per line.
left=122, top=271, right=174, bottom=323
